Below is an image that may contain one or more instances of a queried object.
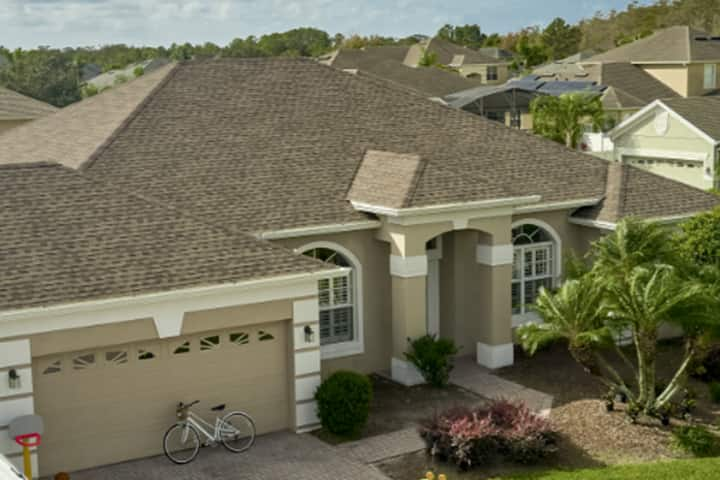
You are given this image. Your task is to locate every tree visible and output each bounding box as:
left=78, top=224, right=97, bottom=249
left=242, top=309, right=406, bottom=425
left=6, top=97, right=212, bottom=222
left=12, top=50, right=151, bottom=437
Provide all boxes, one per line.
left=676, top=207, right=720, bottom=267
left=436, top=24, right=486, bottom=49
left=511, top=29, right=548, bottom=71
left=519, top=218, right=719, bottom=419
left=0, top=48, right=81, bottom=107
left=542, top=17, right=582, bottom=60
left=530, top=92, right=605, bottom=148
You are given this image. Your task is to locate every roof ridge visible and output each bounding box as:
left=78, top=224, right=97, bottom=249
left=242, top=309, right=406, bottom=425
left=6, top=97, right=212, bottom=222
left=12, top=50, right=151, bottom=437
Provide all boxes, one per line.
left=79, top=63, right=180, bottom=171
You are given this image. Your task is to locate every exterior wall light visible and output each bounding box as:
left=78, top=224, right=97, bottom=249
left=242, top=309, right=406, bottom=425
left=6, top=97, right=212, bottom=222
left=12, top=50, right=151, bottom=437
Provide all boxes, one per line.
left=8, top=368, right=21, bottom=390
left=304, top=325, right=315, bottom=344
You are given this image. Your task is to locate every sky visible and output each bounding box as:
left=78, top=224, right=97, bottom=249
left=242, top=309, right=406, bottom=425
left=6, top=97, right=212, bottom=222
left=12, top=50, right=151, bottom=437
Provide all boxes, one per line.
left=1, top=0, right=645, bottom=49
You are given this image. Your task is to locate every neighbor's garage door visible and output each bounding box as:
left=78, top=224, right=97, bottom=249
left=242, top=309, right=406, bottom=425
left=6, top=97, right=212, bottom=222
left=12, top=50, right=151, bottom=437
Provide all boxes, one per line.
left=33, top=322, right=289, bottom=476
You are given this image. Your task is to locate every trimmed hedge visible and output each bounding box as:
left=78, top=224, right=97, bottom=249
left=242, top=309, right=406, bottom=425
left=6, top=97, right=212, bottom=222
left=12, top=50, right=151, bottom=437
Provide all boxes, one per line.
left=315, top=370, right=372, bottom=437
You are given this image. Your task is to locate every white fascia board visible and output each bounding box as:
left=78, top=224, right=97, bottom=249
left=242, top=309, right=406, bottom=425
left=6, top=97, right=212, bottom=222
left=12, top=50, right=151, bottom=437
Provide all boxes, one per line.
left=0, top=269, right=346, bottom=338
left=608, top=99, right=664, bottom=140
left=350, top=195, right=542, bottom=218
left=257, top=220, right=381, bottom=240
left=568, top=217, right=618, bottom=230
left=513, top=198, right=601, bottom=214
left=610, top=99, right=717, bottom=146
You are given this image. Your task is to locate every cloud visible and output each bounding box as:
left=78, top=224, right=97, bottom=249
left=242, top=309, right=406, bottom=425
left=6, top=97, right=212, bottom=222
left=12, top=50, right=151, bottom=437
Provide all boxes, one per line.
left=0, top=0, right=638, bottom=49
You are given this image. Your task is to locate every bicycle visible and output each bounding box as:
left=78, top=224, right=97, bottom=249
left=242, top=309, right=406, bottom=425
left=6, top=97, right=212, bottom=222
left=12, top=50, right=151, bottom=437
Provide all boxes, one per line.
left=163, top=400, right=256, bottom=464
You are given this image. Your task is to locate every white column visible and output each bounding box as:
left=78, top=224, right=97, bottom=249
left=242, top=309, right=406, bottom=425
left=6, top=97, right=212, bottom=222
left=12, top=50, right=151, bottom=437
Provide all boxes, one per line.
left=0, top=339, right=39, bottom=476
left=292, top=298, right=322, bottom=432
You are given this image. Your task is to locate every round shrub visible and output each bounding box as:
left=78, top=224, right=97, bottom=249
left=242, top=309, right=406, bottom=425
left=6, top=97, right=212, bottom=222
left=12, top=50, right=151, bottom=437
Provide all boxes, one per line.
left=315, top=371, right=372, bottom=437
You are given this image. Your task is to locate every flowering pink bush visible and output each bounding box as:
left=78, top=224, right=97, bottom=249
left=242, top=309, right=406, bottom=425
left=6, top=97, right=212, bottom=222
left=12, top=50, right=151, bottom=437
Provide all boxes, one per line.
left=418, top=400, right=557, bottom=469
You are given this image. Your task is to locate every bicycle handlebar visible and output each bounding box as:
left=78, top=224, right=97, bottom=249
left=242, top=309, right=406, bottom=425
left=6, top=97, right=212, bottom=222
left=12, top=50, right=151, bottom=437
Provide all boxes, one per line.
left=177, top=400, right=200, bottom=410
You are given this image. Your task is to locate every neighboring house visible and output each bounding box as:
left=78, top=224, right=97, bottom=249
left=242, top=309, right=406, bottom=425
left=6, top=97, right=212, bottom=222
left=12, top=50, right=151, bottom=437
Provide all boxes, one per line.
left=0, top=87, right=57, bottom=135
left=609, top=97, right=720, bottom=190
left=583, top=26, right=720, bottom=98
left=0, top=58, right=717, bottom=476
left=322, top=46, right=484, bottom=98
left=533, top=50, right=600, bottom=79
left=444, top=76, right=604, bottom=130
left=86, top=58, right=170, bottom=90
left=79, top=63, right=103, bottom=83
left=405, top=37, right=512, bottom=84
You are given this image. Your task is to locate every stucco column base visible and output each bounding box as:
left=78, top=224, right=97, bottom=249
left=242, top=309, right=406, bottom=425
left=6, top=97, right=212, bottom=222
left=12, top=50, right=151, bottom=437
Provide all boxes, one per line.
left=476, top=342, right=514, bottom=369
left=391, top=357, right=425, bottom=386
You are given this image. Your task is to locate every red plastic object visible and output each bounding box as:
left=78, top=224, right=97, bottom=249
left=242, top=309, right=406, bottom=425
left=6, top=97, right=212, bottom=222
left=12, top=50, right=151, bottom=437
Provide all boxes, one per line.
left=14, top=433, right=41, bottom=448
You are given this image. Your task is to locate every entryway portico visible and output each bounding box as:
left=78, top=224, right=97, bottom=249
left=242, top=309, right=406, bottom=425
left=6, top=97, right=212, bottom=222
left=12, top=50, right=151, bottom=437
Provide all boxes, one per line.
left=372, top=204, right=531, bottom=385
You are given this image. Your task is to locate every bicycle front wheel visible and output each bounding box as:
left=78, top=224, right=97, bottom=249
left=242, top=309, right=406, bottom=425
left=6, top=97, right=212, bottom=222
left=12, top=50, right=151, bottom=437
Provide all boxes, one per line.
left=163, top=423, right=201, bottom=464
left=219, top=411, right=256, bottom=453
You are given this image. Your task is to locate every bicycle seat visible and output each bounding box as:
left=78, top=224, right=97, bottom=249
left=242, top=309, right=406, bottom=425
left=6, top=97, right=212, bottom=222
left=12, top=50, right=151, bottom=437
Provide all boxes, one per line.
left=211, top=404, right=226, bottom=412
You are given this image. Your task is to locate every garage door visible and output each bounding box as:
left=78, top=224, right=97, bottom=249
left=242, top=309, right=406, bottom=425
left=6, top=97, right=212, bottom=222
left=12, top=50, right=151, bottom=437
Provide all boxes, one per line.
left=623, top=155, right=704, bottom=188
left=33, top=322, right=289, bottom=476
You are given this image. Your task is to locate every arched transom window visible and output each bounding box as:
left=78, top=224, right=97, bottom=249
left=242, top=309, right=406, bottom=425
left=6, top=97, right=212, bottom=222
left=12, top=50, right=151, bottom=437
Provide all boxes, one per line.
left=302, top=247, right=355, bottom=345
left=511, top=224, right=557, bottom=316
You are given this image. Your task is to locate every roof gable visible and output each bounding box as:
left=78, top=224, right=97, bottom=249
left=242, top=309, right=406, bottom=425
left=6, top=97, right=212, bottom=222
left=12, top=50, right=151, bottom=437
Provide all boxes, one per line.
left=347, top=150, right=425, bottom=209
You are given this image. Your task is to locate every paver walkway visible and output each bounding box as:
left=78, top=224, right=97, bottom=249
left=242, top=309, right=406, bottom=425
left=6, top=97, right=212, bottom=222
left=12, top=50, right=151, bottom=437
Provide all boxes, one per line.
left=338, top=427, right=424, bottom=464
left=451, top=355, right=554, bottom=417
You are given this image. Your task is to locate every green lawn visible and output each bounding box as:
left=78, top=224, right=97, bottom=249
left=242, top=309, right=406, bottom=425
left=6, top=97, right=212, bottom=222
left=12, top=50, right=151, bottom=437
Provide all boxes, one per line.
left=506, top=458, right=720, bottom=479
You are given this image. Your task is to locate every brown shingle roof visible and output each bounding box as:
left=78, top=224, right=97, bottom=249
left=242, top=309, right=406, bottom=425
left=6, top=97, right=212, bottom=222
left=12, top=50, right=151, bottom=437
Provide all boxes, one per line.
left=661, top=96, right=720, bottom=140
left=0, top=63, right=175, bottom=168
left=347, top=150, right=426, bottom=209
left=587, top=26, right=720, bottom=63
left=0, top=87, right=57, bottom=121
left=572, top=163, right=720, bottom=224
left=423, top=38, right=504, bottom=66
left=78, top=58, right=613, bottom=233
left=579, top=62, right=679, bottom=104
left=329, top=47, right=482, bottom=97
left=0, top=162, right=329, bottom=311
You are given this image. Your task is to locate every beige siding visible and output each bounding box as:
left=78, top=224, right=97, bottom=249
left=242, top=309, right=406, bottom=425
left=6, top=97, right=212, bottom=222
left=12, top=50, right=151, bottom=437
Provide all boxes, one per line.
left=642, top=64, right=689, bottom=96
left=273, top=229, right=392, bottom=376
left=460, top=63, right=510, bottom=84
left=612, top=108, right=714, bottom=189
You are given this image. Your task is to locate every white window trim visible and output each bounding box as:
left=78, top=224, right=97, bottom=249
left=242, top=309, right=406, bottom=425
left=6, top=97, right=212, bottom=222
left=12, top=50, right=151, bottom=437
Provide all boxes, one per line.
left=295, top=241, right=364, bottom=360
left=510, top=219, right=562, bottom=325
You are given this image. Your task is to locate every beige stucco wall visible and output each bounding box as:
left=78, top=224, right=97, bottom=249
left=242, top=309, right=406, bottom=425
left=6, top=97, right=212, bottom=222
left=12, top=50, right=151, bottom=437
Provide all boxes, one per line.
left=460, top=63, right=510, bottom=84
left=612, top=108, right=714, bottom=189
left=273, top=229, right=393, bottom=376
left=687, top=62, right=720, bottom=97
left=642, top=64, right=690, bottom=97
left=0, top=119, right=30, bottom=135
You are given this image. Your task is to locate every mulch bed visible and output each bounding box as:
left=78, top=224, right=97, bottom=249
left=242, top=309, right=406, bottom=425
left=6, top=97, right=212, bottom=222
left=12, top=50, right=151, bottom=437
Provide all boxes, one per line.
left=313, top=373, right=486, bottom=444
left=377, top=341, right=719, bottom=480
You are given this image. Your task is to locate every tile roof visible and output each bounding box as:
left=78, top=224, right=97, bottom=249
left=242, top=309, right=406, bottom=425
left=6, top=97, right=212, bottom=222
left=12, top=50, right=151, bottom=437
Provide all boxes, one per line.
left=586, top=26, right=720, bottom=63
left=0, top=162, right=329, bottom=312
left=0, top=63, right=175, bottom=168
left=572, top=163, right=720, bottom=224
left=328, top=47, right=482, bottom=97
left=661, top=96, right=720, bottom=140
left=0, top=87, right=57, bottom=121
left=347, top=150, right=426, bottom=209
left=75, top=58, right=615, bottom=233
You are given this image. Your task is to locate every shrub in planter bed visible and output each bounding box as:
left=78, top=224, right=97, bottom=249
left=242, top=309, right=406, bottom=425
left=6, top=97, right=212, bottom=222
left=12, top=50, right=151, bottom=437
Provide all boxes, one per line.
left=315, top=371, right=372, bottom=437
left=405, top=334, right=460, bottom=387
left=671, top=425, right=720, bottom=457
left=418, top=399, right=557, bottom=469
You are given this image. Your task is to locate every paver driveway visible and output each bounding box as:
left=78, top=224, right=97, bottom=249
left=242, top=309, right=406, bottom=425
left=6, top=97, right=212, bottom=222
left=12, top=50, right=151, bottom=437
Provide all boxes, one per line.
left=65, top=431, right=390, bottom=480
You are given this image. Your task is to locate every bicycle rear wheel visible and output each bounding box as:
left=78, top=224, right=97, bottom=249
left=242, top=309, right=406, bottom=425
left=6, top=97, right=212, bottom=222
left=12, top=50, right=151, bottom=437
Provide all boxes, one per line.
left=219, top=411, right=256, bottom=453
left=163, top=423, right=201, bottom=464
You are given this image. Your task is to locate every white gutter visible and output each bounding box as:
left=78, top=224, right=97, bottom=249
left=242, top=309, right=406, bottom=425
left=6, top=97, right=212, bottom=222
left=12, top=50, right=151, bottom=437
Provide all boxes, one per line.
left=257, top=220, right=382, bottom=240
left=350, top=195, right=542, bottom=217
left=569, top=212, right=703, bottom=231
left=0, top=268, right=347, bottom=323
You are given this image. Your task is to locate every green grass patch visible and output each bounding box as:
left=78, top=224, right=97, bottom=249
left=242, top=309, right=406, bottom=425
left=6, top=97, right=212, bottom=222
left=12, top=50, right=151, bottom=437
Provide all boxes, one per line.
left=504, top=458, right=720, bottom=479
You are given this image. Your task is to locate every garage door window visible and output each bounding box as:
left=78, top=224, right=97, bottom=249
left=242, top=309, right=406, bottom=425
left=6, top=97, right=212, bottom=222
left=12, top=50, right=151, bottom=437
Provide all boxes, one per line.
left=72, top=353, right=96, bottom=371
left=105, top=350, right=128, bottom=366
left=173, top=340, right=191, bottom=355
left=229, top=332, right=249, bottom=345
left=200, top=335, right=221, bottom=351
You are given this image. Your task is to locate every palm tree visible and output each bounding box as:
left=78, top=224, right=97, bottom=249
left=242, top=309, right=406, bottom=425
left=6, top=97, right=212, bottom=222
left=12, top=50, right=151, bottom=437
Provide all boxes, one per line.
left=530, top=92, right=606, bottom=149
left=519, top=218, right=719, bottom=418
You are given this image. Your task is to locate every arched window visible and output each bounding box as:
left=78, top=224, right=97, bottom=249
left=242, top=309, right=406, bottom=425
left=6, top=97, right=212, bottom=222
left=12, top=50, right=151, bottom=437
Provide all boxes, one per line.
left=511, top=223, right=558, bottom=316
left=302, top=247, right=357, bottom=346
